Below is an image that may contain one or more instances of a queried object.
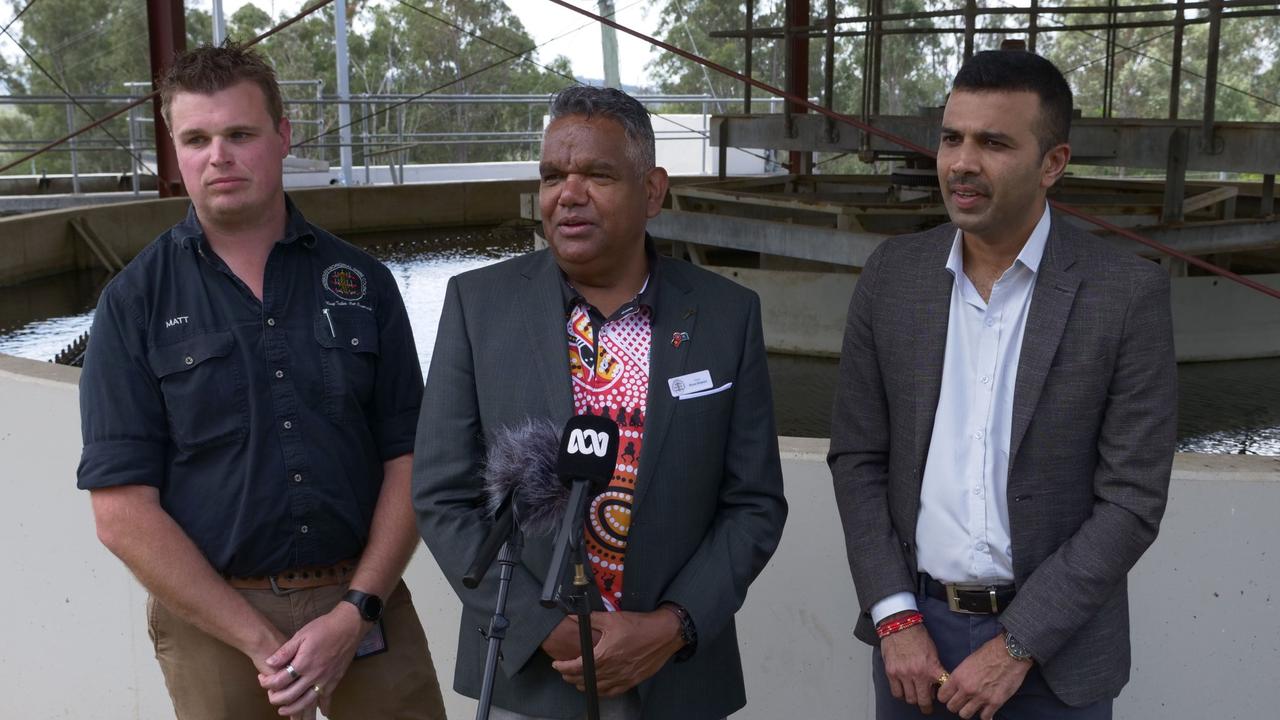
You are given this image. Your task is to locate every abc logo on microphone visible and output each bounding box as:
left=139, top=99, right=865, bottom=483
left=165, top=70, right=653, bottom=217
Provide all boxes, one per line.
left=567, top=428, right=611, bottom=457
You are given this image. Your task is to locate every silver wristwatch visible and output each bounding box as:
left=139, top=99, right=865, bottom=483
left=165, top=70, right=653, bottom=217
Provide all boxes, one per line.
left=1004, top=631, right=1034, bottom=662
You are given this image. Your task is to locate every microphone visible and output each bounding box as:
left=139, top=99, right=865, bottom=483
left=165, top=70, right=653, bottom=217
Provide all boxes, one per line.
left=539, top=415, right=619, bottom=608
left=482, top=418, right=570, bottom=537
left=463, top=416, right=618, bottom=591
left=463, top=419, right=558, bottom=588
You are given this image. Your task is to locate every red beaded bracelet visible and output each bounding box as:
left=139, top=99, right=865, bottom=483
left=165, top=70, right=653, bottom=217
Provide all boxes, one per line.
left=876, top=611, right=924, bottom=638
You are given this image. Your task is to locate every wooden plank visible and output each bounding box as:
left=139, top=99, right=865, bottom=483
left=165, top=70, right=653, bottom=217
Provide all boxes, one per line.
left=1182, top=185, right=1239, bottom=215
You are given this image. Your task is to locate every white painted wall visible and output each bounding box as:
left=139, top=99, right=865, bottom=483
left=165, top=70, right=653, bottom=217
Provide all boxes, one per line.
left=1, top=355, right=1275, bottom=719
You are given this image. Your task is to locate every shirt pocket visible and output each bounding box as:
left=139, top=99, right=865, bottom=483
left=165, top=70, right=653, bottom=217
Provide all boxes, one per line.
left=148, top=330, right=248, bottom=451
left=674, top=379, right=736, bottom=417
left=314, top=310, right=381, bottom=421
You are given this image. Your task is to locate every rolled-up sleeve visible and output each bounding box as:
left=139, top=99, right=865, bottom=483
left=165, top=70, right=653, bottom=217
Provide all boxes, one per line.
left=370, top=264, right=424, bottom=461
left=77, top=281, right=168, bottom=490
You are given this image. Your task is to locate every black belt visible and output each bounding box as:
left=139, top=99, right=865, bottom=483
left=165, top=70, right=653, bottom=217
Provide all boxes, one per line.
left=921, top=572, right=1016, bottom=615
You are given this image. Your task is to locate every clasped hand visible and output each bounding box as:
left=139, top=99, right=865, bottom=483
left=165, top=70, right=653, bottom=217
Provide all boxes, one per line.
left=544, top=610, right=684, bottom=697
left=881, top=624, right=1031, bottom=719
left=255, top=603, right=369, bottom=719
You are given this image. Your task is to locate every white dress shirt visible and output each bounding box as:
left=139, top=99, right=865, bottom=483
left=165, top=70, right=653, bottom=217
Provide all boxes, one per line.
left=871, top=204, right=1051, bottom=624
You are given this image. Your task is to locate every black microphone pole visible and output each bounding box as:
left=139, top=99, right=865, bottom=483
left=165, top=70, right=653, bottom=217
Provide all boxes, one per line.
left=569, top=525, right=600, bottom=720
left=475, top=528, right=523, bottom=720
left=540, top=477, right=601, bottom=720
left=539, top=414, right=618, bottom=720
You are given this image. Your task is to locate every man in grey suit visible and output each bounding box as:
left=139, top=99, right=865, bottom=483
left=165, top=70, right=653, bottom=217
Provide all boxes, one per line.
left=829, top=51, right=1176, bottom=720
left=413, top=86, right=787, bottom=719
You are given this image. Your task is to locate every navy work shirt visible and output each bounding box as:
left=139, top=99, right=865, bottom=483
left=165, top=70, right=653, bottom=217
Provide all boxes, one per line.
left=77, top=197, right=423, bottom=577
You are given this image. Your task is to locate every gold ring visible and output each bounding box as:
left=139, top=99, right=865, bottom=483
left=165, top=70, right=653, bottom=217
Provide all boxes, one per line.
left=936, top=672, right=950, bottom=686
left=285, top=664, right=299, bottom=681
left=312, top=683, right=325, bottom=696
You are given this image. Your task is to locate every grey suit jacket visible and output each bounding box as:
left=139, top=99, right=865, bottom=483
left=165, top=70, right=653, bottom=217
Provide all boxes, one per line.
left=413, top=248, right=787, bottom=719
left=828, top=212, right=1177, bottom=707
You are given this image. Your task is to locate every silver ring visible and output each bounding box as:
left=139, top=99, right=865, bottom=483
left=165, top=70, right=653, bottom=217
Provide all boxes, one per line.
left=285, top=664, right=299, bottom=681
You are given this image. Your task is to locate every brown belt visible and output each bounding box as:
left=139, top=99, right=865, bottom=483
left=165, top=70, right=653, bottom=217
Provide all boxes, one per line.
left=226, top=560, right=358, bottom=594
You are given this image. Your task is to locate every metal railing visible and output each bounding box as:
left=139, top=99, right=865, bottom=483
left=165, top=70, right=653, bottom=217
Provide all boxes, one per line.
left=0, top=91, right=784, bottom=193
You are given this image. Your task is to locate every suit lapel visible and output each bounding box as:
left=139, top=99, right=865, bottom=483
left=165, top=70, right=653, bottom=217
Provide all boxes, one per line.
left=521, top=252, right=575, bottom=420
left=632, top=258, right=696, bottom=515
left=912, top=232, right=956, bottom=480
left=1009, top=218, right=1080, bottom=466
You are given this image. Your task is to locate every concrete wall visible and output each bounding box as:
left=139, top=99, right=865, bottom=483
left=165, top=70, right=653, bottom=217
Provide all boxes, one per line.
left=1, top=353, right=1276, bottom=719
left=707, top=265, right=1280, bottom=362
left=0, top=180, right=539, bottom=287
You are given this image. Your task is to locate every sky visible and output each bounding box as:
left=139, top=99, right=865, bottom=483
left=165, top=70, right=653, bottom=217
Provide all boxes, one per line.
left=197, top=0, right=664, bottom=89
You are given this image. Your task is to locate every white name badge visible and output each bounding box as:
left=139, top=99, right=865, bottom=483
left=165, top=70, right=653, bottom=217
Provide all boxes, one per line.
left=668, top=369, right=713, bottom=397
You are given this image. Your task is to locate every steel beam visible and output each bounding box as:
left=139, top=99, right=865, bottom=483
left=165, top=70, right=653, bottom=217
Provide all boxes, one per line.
left=785, top=0, right=810, bottom=173
left=648, top=209, right=886, bottom=268
left=1169, top=0, right=1185, bottom=119
left=744, top=0, right=754, bottom=113
left=711, top=115, right=1280, bottom=175
left=650, top=208, right=1280, bottom=269
left=1093, top=217, right=1280, bottom=258
left=1203, top=0, right=1223, bottom=152
left=145, top=0, right=186, bottom=197
left=1163, top=127, right=1190, bottom=223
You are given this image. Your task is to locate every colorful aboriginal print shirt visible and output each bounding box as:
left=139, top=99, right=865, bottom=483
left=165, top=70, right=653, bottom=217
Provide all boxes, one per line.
left=565, top=275, right=653, bottom=611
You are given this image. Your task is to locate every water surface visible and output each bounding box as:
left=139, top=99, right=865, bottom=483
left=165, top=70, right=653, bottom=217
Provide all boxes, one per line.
left=2, top=226, right=1275, bottom=455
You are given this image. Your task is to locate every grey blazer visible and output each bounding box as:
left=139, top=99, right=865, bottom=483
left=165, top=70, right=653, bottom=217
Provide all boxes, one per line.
left=828, top=212, right=1177, bottom=707
left=412, top=248, right=787, bottom=719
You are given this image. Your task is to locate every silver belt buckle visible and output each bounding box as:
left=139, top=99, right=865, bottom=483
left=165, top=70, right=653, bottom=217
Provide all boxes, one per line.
left=945, top=582, right=999, bottom=614
left=268, top=575, right=301, bottom=596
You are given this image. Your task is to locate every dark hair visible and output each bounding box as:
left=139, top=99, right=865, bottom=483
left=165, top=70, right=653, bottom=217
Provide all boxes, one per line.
left=547, top=86, right=655, bottom=174
left=159, top=44, right=283, bottom=129
left=952, top=50, right=1073, bottom=156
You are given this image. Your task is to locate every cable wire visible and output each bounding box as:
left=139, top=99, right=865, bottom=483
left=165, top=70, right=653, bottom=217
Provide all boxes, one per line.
left=386, top=0, right=771, bottom=165
left=0, top=0, right=336, bottom=176
left=0, top=22, right=157, bottom=177
left=540, top=0, right=1280, bottom=301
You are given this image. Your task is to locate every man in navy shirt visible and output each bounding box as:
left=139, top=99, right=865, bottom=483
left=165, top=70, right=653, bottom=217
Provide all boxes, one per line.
left=77, top=44, right=445, bottom=719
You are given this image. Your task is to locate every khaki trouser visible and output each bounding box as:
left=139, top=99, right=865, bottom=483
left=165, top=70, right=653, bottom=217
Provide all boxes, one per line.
left=148, top=580, right=446, bottom=720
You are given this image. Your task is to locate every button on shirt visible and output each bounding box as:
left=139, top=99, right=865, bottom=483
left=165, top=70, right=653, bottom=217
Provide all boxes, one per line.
left=76, top=198, right=423, bottom=577
left=871, top=204, right=1050, bottom=623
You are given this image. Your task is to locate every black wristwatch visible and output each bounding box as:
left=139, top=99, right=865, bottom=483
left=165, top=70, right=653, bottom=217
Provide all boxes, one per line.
left=1004, top=631, right=1033, bottom=662
left=663, top=603, right=698, bottom=662
left=342, top=589, right=384, bottom=622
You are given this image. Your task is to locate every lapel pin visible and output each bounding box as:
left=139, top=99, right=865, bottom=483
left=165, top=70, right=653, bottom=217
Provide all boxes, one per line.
left=671, top=331, right=690, bottom=348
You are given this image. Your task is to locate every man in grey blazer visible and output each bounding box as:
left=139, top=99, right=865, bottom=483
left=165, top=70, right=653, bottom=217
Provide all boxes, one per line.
left=413, top=86, right=787, bottom=719
left=829, top=51, right=1176, bottom=720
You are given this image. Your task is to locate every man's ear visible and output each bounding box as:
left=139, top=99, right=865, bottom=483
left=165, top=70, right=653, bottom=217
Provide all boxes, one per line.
left=278, top=116, right=293, bottom=158
left=644, top=166, right=670, bottom=219
left=1041, top=142, right=1071, bottom=189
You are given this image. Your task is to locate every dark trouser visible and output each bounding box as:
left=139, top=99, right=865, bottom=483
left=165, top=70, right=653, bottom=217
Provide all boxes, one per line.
left=872, top=594, right=1112, bottom=720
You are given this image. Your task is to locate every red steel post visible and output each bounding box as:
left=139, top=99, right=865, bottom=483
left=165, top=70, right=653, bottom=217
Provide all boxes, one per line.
left=146, top=0, right=187, bottom=197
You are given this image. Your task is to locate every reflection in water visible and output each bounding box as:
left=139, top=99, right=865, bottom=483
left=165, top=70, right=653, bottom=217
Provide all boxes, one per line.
left=0, top=268, right=107, bottom=363
left=0, top=225, right=1275, bottom=455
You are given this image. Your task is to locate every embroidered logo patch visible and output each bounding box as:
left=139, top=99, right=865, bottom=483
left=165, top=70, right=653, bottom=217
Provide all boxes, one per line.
left=323, top=263, right=367, bottom=301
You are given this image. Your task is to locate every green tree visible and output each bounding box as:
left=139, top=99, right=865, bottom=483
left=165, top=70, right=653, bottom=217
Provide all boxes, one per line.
left=0, top=0, right=213, bottom=175
left=2, top=0, right=573, bottom=174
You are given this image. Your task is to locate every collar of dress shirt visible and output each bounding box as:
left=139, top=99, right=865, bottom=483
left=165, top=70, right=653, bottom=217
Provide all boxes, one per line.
left=944, top=202, right=1052, bottom=279
left=560, top=233, right=660, bottom=323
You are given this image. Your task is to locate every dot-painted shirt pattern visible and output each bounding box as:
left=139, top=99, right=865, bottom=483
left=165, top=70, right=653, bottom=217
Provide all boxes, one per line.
left=568, top=302, right=651, bottom=611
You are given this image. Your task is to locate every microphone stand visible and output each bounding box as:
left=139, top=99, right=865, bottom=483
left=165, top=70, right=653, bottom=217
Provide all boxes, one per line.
left=541, top=478, right=601, bottom=720
left=566, top=532, right=600, bottom=720
left=474, top=529, right=523, bottom=720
